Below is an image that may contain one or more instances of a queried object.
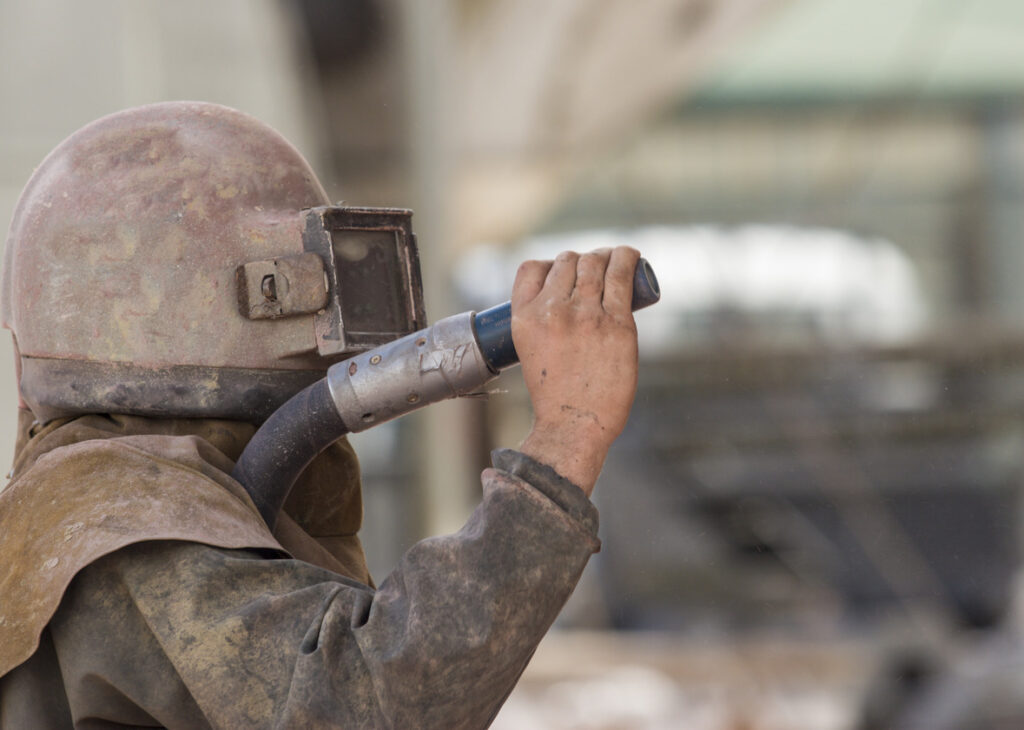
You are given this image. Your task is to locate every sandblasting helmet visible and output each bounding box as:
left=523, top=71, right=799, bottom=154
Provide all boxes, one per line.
left=1, top=102, right=424, bottom=422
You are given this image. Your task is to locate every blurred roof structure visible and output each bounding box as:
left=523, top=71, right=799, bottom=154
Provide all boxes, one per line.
left=692, top=0, right=1024, bottom=104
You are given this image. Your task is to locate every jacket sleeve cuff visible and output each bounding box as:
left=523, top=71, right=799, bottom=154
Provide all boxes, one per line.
left=490, top=448, right=599, bottom=539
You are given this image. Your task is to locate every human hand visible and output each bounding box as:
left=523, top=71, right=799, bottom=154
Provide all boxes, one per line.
left=512, top=247, right=640, bottom=497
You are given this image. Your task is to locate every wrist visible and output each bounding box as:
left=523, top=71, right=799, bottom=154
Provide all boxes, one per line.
left=519, top=425, right=610, bottom=497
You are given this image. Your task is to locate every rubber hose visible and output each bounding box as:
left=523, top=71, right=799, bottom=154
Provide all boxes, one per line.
left=231, top=378, right=348, bottom=529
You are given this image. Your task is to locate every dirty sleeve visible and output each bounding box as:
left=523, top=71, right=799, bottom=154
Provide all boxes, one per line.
left=44, top=449, right=601, bottom=729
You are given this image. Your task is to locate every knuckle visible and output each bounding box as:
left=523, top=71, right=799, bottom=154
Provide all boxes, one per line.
left=570, top=302, right=603, bottom=325
left=612, top=311, right=638, bottom=329
left=548, top=305, right=573, bottom=324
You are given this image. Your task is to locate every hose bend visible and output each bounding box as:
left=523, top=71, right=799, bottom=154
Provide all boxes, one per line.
left=231, top=378, right=348, bottom=529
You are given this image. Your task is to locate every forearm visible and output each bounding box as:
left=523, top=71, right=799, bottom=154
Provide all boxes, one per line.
left=345, top=450, right=599, bottom=727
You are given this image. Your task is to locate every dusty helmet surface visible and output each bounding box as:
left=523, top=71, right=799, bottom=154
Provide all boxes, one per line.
left=2, top=102, right=423, bottom=422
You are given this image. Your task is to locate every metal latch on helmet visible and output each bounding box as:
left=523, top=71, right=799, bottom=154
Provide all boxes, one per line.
left=236, top=207, right=426, bottom=354
left=237, top=252, right=329, bottom=320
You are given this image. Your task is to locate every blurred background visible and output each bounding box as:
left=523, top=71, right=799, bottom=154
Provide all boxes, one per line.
left=3, top=1, right=1024, bottom=728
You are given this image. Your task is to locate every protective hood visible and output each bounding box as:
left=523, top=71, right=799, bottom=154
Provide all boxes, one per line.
left=0, top=410, right=369, bottom=678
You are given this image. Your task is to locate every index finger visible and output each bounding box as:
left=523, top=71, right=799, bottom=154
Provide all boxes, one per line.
left=511, top=259, right=553, bottom=311
left=602, top=246, right=641, bottom=313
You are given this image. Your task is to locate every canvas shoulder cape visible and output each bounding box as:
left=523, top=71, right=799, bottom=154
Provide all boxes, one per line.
left=0, top=411, right=369, bottom=677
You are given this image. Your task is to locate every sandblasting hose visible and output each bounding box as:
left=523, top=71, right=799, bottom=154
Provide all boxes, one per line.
left=233, top=259, right=660, bottom=529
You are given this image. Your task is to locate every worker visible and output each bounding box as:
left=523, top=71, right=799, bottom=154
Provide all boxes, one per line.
left=0, top=101, right=640, bottom=728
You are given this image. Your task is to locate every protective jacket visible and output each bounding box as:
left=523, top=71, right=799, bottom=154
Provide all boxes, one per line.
left=0, top=411, right=600, bottom=728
